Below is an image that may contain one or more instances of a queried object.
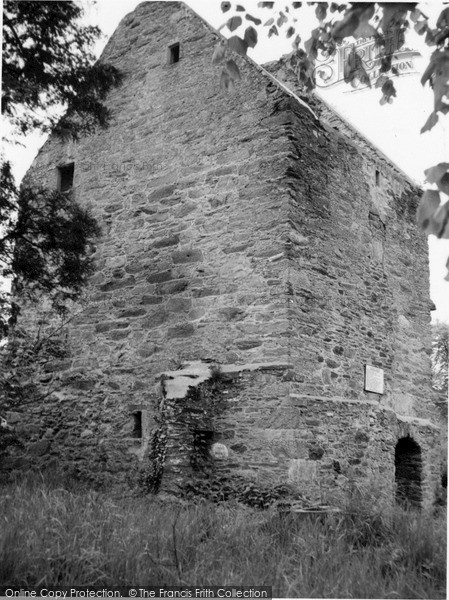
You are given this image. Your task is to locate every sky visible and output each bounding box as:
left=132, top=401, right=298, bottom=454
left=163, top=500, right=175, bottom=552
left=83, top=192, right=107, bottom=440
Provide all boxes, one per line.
left=4, top=0, right=449, bottom=323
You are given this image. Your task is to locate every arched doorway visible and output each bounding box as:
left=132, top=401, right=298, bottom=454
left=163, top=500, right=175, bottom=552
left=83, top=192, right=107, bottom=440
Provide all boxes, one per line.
left=395, top=437, right=422, bottom=508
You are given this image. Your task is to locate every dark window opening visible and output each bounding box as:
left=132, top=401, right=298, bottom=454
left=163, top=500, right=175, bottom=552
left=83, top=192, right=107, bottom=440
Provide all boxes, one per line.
left=375, top=169, right=380, bottom=186
left=58, top=163, right=74, bottom=192
left=395, top=437, right=422, bottom=508
left=131, top=411, right=142, bottom=439
left=190, top=429, right=213, bottom=471
left=169, top=43, right=180, bottom=64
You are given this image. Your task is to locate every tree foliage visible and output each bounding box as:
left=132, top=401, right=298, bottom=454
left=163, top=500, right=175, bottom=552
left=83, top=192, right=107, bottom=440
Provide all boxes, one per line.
left=432, top=322, right=449, bottom=398
left=213, top=2, right=449, bottom=276
left=1, top=1, right=123, bottom=337
left=2, top=0, right=122, bottom=138
left=1, top=162, right=100, bottom=330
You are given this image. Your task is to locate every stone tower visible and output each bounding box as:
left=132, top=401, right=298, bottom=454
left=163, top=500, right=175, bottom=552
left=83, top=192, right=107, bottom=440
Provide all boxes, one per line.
left=9, top=2, right=444, bottom=507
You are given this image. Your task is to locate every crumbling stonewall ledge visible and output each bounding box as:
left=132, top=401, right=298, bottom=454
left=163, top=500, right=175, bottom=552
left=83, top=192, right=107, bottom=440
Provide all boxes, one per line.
left=2, top=2, right=445, bottom=509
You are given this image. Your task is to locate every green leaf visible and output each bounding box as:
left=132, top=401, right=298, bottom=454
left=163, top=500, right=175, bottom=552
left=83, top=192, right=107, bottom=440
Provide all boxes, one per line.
left=375, top=74, right=389, bottom=89
left=420, top=50, right=449, bottom=93
left=227, top=16, right=242, bottom=31
left=438, top=173, right=449, bottom=196
left=315, top=3, right=328, bottom=21
left=435, top=28, right=449, bottom=47
left=286, top=26, right=296, bottom=38
left=212, top=43, right=227, bottom=65
left=414, top=19, right=428, bottom=35
left=225, top=59, right=241, bottom=80
left=264, top=17, right=275, bottom=26
left=381, top=4, right=411, bottom=33
left=424, top=163, right=449, bottom=186
left=258, top=1, right=275, bottom=7
left=437, top=7, right=449, bottom=30
left=227, top=35, right=248, bottom=56
left=332, top=4, right=374, bottom=40
left=292, top=2, right=302, bottom=8
left=246, top=14, right=262, bottom=25
left=331, top=7, right=361, bottom=39
left=236, top=5, right=245, bottom=11
left=424, top=164, right=449, bottom=196
left=353, top=20, right=377, bottom=39
left=381, top=78, right=396, bottom=99
left=416, top=189, right=441, bottom=235
left=379, top=94, right=393, bottom=105
left=425, top=28, right=438, bottom=46
left=410, top=8, right=421, bottom=23
left=292, top=33, right=301, bottom=49
left=433, top=53, right=449, bottom=114
left=277, top=11, right=288, bottom=27
left=244, top=26, right=258, bottom=48
left=221, top=2, right=232, bottom=12
left=420, top=112, right=439, bottom=134
left=343, top=48, right=370, bottom=88
left=268, top=25, right=279, bottom=38
left=305, top=35, right=318, bottom=61
left=432, top=202, right=449, bottom=238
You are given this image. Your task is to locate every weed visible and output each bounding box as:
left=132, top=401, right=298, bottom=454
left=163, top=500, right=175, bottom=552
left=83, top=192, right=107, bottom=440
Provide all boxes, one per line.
left=0, top=481, right=446, bottom=597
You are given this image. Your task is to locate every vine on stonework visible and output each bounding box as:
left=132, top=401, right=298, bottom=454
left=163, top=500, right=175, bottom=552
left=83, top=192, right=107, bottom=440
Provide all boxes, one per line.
left=141, top=365, right=233, bottom=494
left=0, top=323, right=70, bottom=412
left=141, top=418, right=168, bottom=494
left=179, top=474, right=308, bottom=510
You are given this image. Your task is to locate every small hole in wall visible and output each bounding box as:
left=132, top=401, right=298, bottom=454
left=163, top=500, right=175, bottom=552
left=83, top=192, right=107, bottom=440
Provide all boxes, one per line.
left=131, top=411, right=142, bottom=439
left=375, top=170, right=380, bottom=186
left=168, top=43, right=180, bottom=64
left=57, top=163, right=74, bottom=192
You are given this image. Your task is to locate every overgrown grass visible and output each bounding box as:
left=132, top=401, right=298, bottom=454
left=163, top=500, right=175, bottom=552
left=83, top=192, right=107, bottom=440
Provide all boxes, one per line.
left=0, top=479, right=446, bottom=598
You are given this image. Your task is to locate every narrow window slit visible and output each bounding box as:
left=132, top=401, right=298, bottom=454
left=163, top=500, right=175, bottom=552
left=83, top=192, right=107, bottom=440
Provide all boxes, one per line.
left=168, top=43, right=180, bottom=64
left=131, top=411, right=143, bottom=439
left=57, top=163, right=74, bottom=192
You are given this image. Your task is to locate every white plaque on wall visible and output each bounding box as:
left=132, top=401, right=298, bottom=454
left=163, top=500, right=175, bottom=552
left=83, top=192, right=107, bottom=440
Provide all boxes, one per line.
left=364, top=365, right=384, bottom=394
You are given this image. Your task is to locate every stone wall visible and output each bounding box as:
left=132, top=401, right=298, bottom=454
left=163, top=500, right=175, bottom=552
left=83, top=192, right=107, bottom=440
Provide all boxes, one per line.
left=4, top=1, right=444, bottom=507
left=258, top=63, right=443, bottom=507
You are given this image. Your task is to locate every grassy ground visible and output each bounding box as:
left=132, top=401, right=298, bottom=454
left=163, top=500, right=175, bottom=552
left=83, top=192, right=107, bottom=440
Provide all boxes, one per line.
left=0, top=480, right=446, bottom=598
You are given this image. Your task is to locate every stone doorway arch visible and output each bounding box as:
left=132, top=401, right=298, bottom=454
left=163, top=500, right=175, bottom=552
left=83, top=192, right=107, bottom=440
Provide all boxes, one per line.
left=395, top=437, right=422, bottom=508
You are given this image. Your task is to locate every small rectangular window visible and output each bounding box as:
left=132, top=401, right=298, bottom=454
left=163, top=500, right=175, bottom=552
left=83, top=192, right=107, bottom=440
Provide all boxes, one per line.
left=57, top=163, right=74, bottom=192
left=168, top=42, right=180, bottom=64
left=131, top=411, right=142, bottom=439
left=375, top=169, right=380, bottom=186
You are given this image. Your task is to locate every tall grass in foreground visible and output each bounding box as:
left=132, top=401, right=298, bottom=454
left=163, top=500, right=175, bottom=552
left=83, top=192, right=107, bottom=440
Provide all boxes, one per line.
left=0, top=480, right=446, bottom=598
